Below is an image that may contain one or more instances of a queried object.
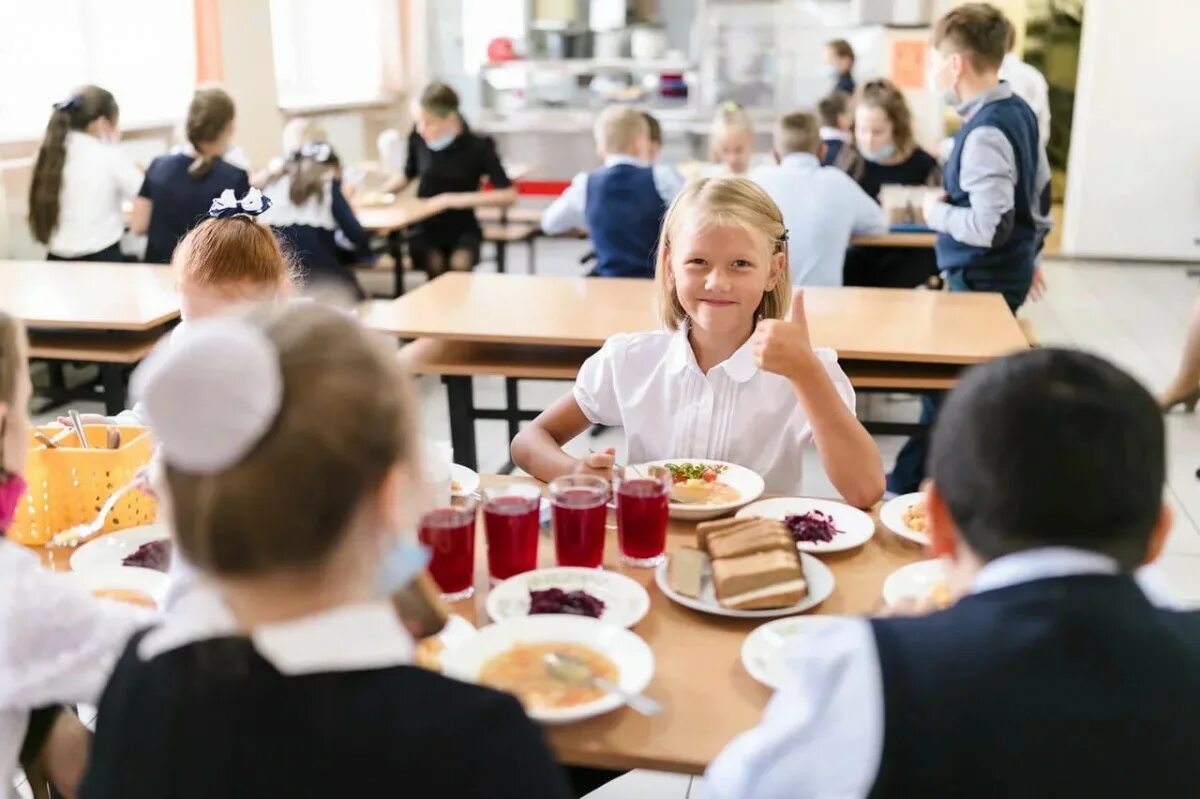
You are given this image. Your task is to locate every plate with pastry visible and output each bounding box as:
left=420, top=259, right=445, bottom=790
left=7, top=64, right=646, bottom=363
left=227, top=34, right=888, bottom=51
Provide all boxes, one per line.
left=880, top=492, right=930, bottom=545
left=654, top=517, right=835, bottom=619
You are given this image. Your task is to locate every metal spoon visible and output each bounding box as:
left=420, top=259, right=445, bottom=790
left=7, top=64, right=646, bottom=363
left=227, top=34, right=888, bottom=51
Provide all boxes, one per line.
left=544, top=651, right=662, bottom=717
left=67, top=410, right=88, bottom=448
left=47, top=481, right=140, bottom=549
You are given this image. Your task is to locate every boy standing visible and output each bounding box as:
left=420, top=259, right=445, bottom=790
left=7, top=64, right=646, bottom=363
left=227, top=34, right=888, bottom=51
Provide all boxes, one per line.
left=816, top=91, right=854, bottom=167
left=891, top=2, right=1053, bottom=495
left=541, top=106, right=683, bottom=278
left=705, top=348, right=1200, bottom=797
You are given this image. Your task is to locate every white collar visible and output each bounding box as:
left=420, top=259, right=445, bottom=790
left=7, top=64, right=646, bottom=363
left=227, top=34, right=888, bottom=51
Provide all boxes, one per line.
left=779, top=152, right=821, bottom=171
left=971, top=547, right=1120, bottom=595
left=604, top=154, right=650, bottom=169
left=819, top=126, right=851, bottom=143
left=664, top=326, right=758, bottom=384
left=139, top=590, right=414, bottom=675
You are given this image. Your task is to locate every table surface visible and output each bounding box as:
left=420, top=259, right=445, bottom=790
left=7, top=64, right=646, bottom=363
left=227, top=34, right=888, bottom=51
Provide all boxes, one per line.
left=362, top=272, right=1028, bottom=365
left=849, top=231, right=937, bottom=248
left=0, top=261, right=180, bottom=332
left=32, top=477, right=927, bottom=776
left=354, top=163, right=533, bottom=234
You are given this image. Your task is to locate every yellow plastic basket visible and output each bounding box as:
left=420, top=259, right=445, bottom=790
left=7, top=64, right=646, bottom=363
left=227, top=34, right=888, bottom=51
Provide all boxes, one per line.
left=9, top=425, right=157, bottom=546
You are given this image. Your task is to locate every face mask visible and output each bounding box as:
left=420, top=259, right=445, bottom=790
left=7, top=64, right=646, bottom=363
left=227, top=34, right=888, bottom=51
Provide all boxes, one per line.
left=927, top=54, right=960, bottom=106
left=0, top=473, right=27, bottom=534
left=374, top=536, right=431, bottom=597
left=424, top=131, right=456, bottom=152
left=822, top=63, right=841, bottom=78
left=860, top=142, right=897, bottom=163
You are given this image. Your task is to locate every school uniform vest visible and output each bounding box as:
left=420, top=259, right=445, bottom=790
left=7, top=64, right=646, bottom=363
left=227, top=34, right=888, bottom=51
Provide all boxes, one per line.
left=867, top=576, right=1200, bottom=798
left=584, top=164, right=666, bottom=278
left=936, top=93, right=1040, bottom=276
left=821, top=138, right=843, bottom=167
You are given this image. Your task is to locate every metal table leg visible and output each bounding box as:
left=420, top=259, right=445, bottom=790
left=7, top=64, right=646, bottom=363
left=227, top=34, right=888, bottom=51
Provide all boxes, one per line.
left=443, top=375, right=478, bottom=471
left=101, top=364, right=127, bottom=416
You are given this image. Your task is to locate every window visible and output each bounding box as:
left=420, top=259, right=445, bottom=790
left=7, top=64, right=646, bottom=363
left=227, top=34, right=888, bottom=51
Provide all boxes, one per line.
left=0, top=0, right=196, bottom=141
left=270, top=0, right=402, bottom=109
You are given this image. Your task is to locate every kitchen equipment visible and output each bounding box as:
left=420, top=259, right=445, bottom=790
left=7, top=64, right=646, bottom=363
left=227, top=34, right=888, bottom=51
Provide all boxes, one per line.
left=630, top=24, right=667, bottom=61
left=531, top=26, right=594, bottom=59
left=593, top=27, right=629, bottom=59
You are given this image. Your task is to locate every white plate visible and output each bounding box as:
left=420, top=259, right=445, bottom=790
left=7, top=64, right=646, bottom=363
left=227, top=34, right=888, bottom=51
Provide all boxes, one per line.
left=70, top=525, right=171, bottom=574
left=741, top=616, right=842, bottom=690
left=735, top=497, right=875, bottom=553
left=630, top=459, right=765, bottom=522
left=441, top=615, right=655, bottom=724
left=881, top=559, right=947, bottom=606
left=486, top=567, right=650, bottom=629
left=879, top=492, right=931, bottom=546
left=654, top=551, right=835, bottom=619
left=451, top=463, right=480, bottom=498
left=63, top=566, right=167, bottom=608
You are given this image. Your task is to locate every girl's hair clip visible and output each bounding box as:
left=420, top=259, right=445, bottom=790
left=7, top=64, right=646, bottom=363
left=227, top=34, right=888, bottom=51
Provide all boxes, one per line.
left=778, top=228, right=790, bottom=242
left=294, top=141, right=334, bottom=163
left=53, top=97, right=80, bottom=113
left=209, top=188, right=272, bottom=220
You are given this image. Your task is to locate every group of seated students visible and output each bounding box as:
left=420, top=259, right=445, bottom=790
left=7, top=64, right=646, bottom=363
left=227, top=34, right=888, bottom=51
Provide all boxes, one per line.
left=26, top=78, right=515, bottom=300
left=4, top=203, right=1198, bottom=797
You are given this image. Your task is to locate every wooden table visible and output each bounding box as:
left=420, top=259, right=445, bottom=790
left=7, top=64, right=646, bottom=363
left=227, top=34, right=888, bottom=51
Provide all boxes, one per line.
left=366, top=273, right=1027, bottom=469
left=849, top=231, right=937, bottom=248
left=30, top=475, right=927, bottom=776
left=1, top=260, right=179, bottom=413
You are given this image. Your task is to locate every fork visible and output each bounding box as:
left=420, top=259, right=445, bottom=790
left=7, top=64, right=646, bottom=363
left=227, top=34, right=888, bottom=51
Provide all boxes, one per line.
left=48, top=482, right=140, bottom=549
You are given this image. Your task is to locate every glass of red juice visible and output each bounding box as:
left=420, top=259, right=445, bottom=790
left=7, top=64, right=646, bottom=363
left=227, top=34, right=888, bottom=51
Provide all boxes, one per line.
left=482, top=483, right=541, bottom=583
left=615, top=467, right=671, bottom=567
left=417, top=498, right=477, bottom=601
left=549, top=475, right=609, bottom=568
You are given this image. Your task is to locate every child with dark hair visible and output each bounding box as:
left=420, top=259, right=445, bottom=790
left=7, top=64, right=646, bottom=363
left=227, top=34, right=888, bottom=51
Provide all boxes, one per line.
left=133, top=87, right=251, bottom=264
left=706, top=347, right=1200, bottom=798
left=824, top=39, right=856, bottom=94
left=261, top=141, right=372, bottom=299
left=27, top=85, right=142, bottom=260
left=815, top=91, right=852, bottom=167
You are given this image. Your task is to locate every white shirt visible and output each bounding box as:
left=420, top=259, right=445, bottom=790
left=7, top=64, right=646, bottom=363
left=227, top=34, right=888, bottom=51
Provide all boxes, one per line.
left=47, top=131, right=142, bottom=257
left=1000, top=54, right=1052, bottom=149
left=541, top=155, right=685, bottom=235
left=703, top=548, right=1183, bottom=799
left=748, top=153, right=887, bottom=286
left=573, top=328, right=855, bottom=495
left=0, top=539, right=147, bottom=796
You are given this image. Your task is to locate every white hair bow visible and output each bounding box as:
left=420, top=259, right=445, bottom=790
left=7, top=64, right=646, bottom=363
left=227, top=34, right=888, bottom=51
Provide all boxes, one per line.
left=208, top=188, right=272, bottom=220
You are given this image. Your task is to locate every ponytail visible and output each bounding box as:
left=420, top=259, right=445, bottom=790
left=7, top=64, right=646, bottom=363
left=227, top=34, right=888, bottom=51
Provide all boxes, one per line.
left=28, top=86, right=119, bottom=245
left=186, top=87, right=237, bottom=179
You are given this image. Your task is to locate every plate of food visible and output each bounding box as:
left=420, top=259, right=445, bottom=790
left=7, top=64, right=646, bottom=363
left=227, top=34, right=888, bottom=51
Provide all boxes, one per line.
left=70, top=525, right=172, bottom=574
left=880, top=492, right=930, bottom=546
left=441, top=615, right=655, bottom=724
left=451, top=463, right=480, bottom=498
left=655, top=517, right=835, bottom=619
left=741, top=616, right=842, bottom=690
left=735, top=498, right=875, bottom=553
left=486, top=567, right=650, bottom=629
left=632, top=460, right=764, bottom=521
left=881, top=559, right=953, bottom=609
left=413, top=614, right=477, bottom=673
left=65, top=566, right=166, bottom=610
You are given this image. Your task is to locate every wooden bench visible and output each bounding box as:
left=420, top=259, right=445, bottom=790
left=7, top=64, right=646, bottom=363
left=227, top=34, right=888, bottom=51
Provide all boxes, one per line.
left=29, top=332, right=165, bottom=414
left=398, top=338, right=961, bottom=455
left=476, top=206, right=545, bottom=226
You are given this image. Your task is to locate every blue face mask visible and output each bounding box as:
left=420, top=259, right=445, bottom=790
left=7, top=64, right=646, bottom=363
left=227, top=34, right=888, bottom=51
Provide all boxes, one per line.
left=374, top=537, right=431, bottom=597
left=860, top=142, right=897, bottom=163
left=423, top=131, right=457, bottom=152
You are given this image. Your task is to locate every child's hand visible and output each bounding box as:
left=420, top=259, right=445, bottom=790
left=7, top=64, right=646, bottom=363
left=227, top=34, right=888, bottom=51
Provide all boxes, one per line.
left=574, top=447, right=616, bottom=479
left=921, top=190, right=947, bottom=225
left=55, top=412, right=109, bottom=427
left=753, top=289, right=816, bottom=382
left=1026, top=264, right=1048, bottom=303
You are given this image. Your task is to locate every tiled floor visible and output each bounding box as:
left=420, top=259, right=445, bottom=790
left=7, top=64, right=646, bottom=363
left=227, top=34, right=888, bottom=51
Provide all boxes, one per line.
left=29, top=244, right=1200, bottom=798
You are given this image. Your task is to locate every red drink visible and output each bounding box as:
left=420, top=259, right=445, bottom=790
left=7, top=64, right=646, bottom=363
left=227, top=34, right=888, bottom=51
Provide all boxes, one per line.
left=550, top=476, right=609, bottom=568
left=418, top=505, right=477, bottom=601
left=615, top=472, right=670, bottom=567
left=483, top=487, right=541, bottom=582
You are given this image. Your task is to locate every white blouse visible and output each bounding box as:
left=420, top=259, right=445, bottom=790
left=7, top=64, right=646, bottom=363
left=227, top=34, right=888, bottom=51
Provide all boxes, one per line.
left=0, top=539, right=146, bottom=796
left=573, top=329, right=856, bottom=495
left=47, top=131, right=142, bottom=257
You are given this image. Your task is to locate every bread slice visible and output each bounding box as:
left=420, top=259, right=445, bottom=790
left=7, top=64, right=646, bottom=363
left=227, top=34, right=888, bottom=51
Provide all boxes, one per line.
left=696, top=516, right=762, bottom=552
left=707, top=526, right=794, bottom=560
left=668, top=547, right=708, bottom=599
left=712, top=549, right=807, bottom=610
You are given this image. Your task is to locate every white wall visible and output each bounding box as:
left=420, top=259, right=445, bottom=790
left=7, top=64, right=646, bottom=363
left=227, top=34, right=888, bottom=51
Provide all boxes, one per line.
left=1062, top=0, right=1200, bottom=262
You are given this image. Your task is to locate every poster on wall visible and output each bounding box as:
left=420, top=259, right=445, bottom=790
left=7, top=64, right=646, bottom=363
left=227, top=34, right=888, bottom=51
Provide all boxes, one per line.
left=890, top=39, right=928, bottom=90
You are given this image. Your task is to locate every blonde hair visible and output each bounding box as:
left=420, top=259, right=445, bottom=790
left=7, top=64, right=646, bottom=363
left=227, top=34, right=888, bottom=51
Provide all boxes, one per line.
left=774, top=110, right=821, bottom=156
left=654, top=176, right=791, bottom=330
left=165, top=303, right=420, bottom=575
left=593, top=105, right=650, bottom=156
left=708, top=102, right=754, bottom=159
